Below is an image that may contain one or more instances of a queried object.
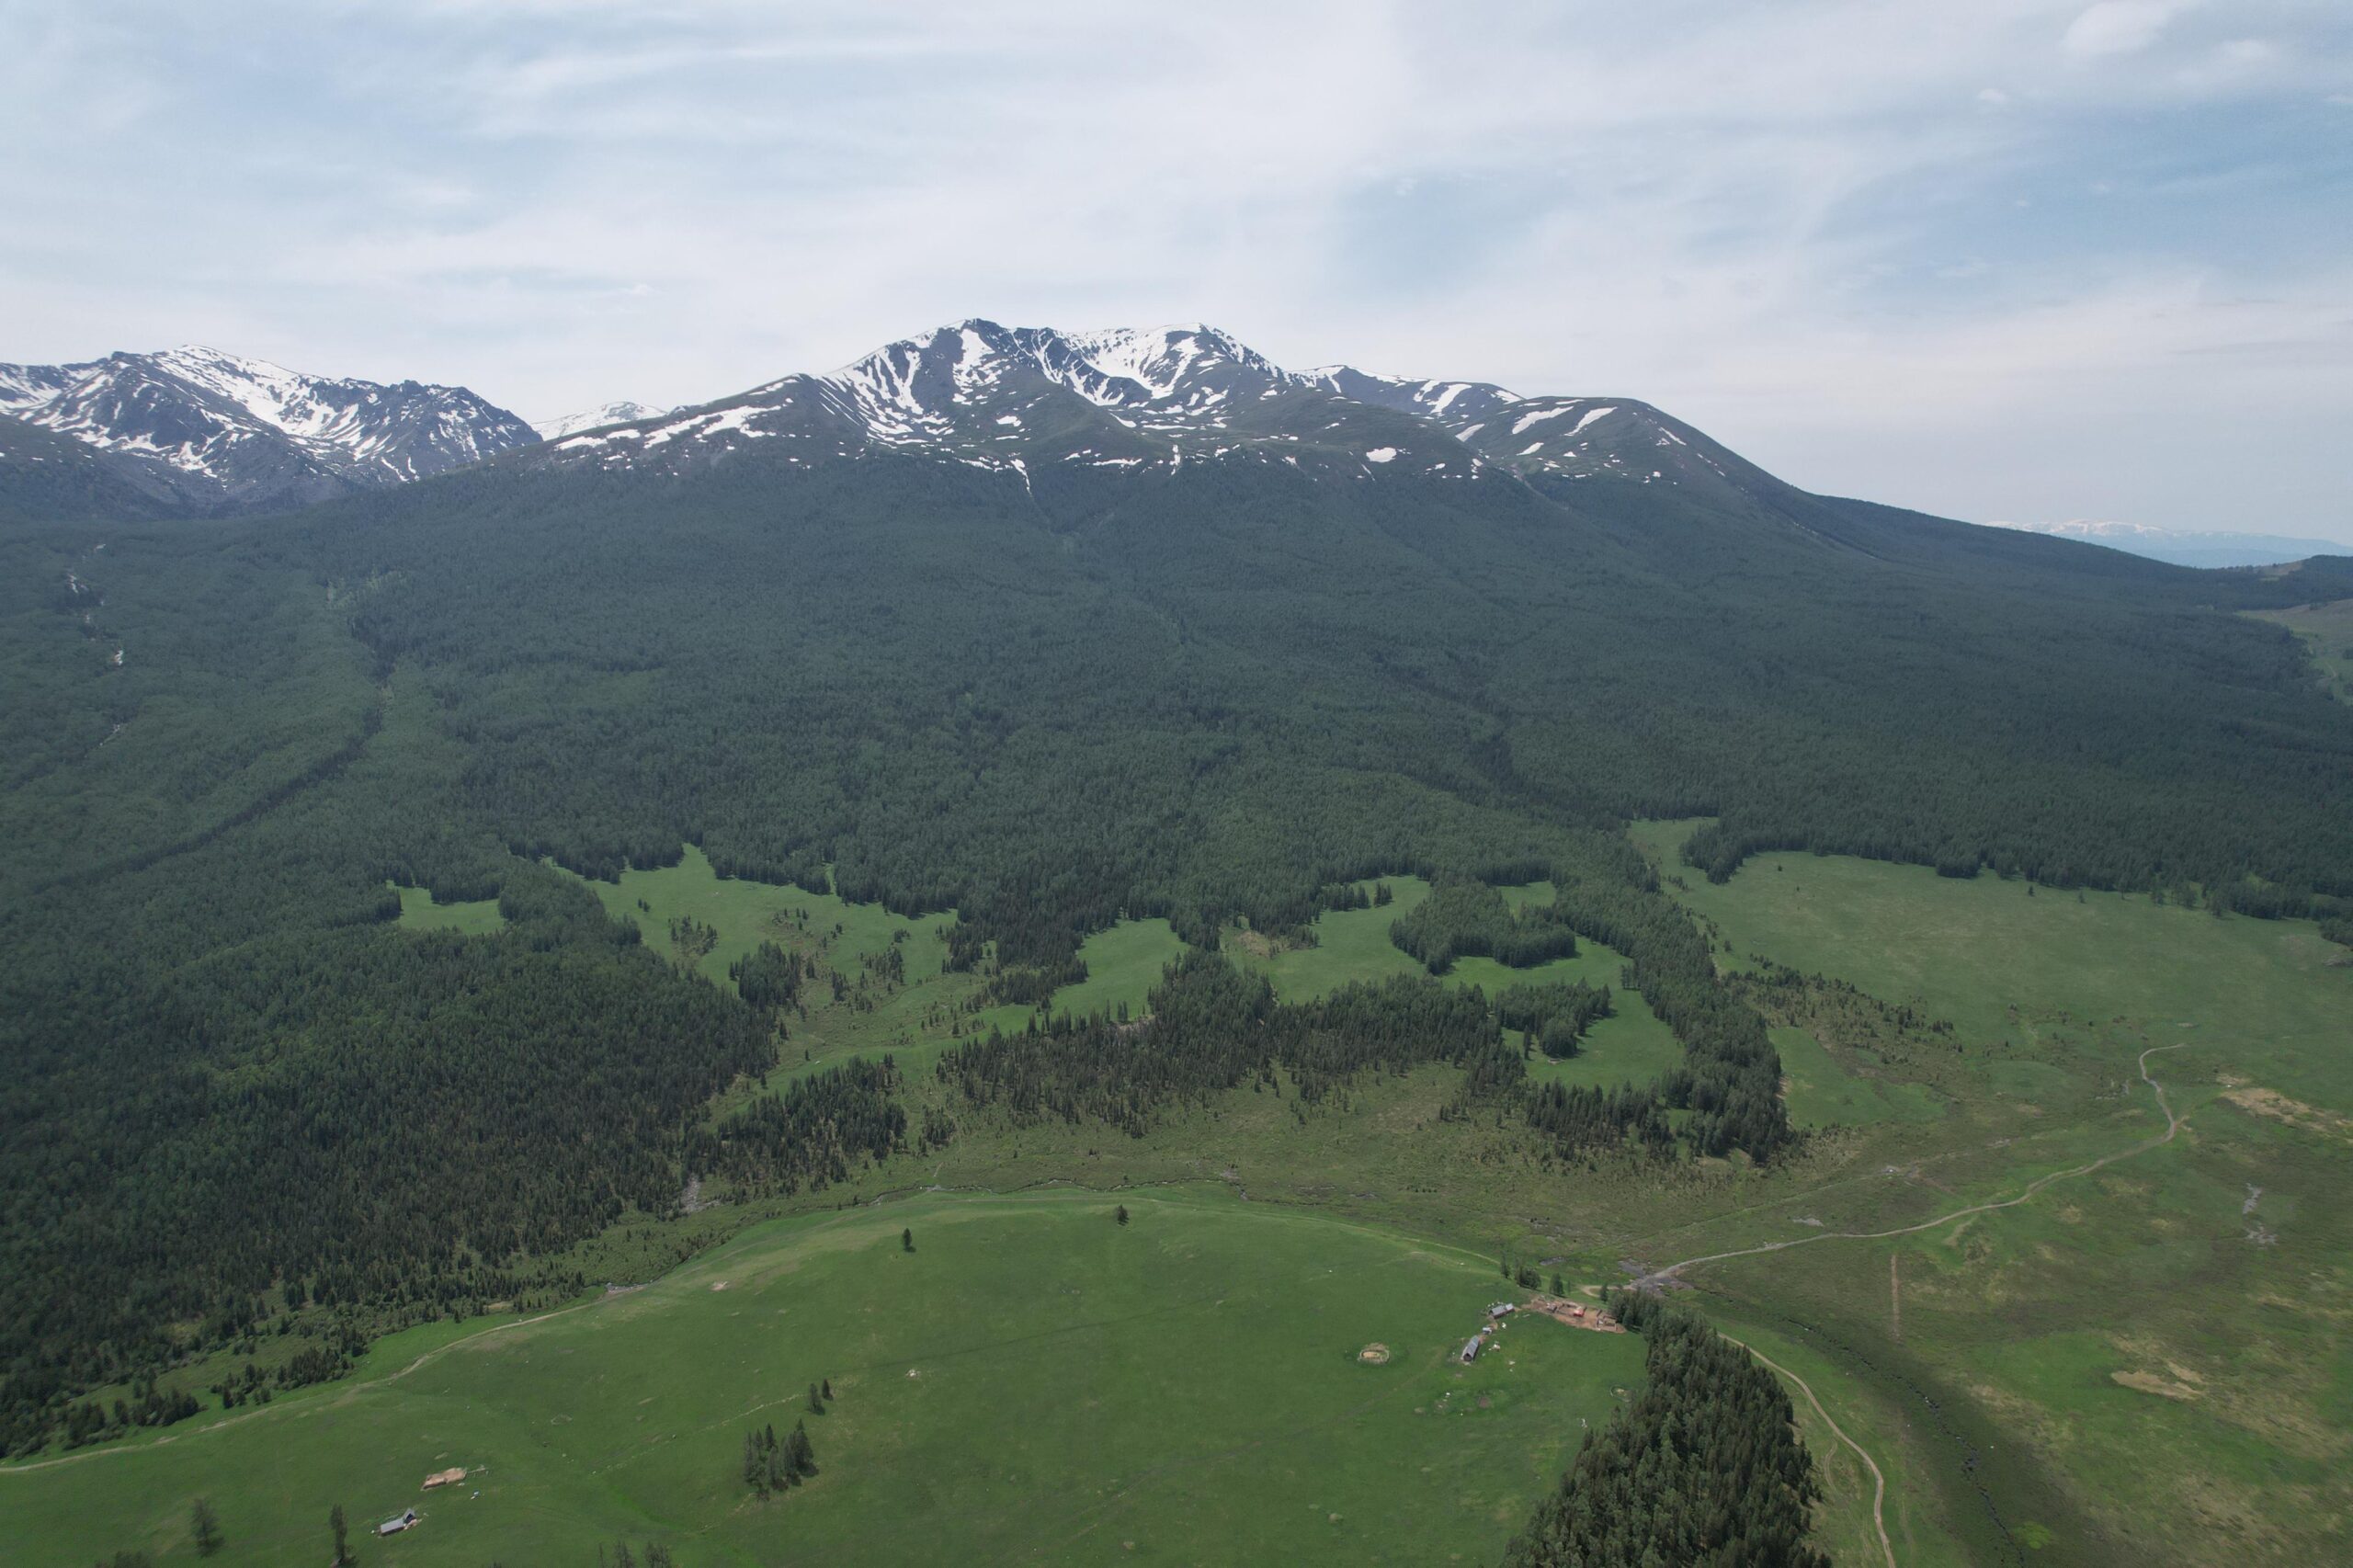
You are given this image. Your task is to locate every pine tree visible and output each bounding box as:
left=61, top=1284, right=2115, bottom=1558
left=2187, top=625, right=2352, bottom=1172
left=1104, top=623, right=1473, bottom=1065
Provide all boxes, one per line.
left=1114, top=1203, right=1129, bottom=1226
left=790, top=1417, right=818, bottom=1477
left=328, top=1504, right=351, bottom=1567
left=190, top=1496, right=222, bottom=1557
left=742, top=1429, right=767, bottom=1494
left=821, top=1377, right=834, bottom=1401
left=901, top=1227, right=914, bottom=1252
left=615, top=1543, right=637, bottom=1568
left=808, top=1381, right=824, bottom=1415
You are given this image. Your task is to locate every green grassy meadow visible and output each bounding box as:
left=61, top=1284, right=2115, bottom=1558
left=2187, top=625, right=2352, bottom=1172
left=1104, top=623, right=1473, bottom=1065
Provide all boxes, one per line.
left=1770, top=1025, right=1942, bottom=1129
left=390, top=882, right=506, bottom=935
left=1226, top=877, right=1683, bottom=1088
left=0, top=1190, right=1644, bottom=1568
left=580, top=855, right=1681, bottom=1096
left=576, top=845, right=949, bottom=998
left=1623, top=819, right=2353, bottom=1565
left=970, top=916, right=1190, bottom=1038
left=24, top=829, right=2351, bottom=1564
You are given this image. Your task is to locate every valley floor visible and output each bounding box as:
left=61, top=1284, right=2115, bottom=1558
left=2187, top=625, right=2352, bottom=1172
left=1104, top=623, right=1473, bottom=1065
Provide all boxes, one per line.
left=10, top=824, right=2350, bottom=1566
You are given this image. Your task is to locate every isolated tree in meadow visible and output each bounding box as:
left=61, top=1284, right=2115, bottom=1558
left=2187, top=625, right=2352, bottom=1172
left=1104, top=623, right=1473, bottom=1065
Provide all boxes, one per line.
left=902, top=1227, right=914, bottom=1252
left=190, top=1496, right=222, bottom=1556
left=1549, top=1273, right=1565, bottom=1297
left=821, top=1377, right=834, bottom=1401
left=328, top=1503, right=351, bottom=1566
left=1114, top=1203, right=1130, bottom=1226
left=645, top=1547, right=676, bottom=1568
left=614, top=1542, right=637, bottom=1568
left=808, top=1381, right=824, bottom=1415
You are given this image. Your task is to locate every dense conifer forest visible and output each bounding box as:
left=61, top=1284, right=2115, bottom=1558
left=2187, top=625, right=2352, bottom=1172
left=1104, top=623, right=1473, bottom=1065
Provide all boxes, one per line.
left=1502, top=1294, right=1828, bottom=1568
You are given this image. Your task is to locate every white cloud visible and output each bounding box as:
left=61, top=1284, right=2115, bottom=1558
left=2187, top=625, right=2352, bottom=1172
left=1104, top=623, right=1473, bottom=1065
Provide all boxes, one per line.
left=2063, top=2, right=2195, bottom=59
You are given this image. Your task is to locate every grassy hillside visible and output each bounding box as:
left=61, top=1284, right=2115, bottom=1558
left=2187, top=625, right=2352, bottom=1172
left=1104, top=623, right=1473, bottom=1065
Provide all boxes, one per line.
left=0, top=1190, right=1645, bottom=1567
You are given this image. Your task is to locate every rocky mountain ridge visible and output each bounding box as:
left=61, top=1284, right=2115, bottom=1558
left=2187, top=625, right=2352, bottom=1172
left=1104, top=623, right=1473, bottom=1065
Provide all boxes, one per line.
left=0, top=345, right=539, bottom=515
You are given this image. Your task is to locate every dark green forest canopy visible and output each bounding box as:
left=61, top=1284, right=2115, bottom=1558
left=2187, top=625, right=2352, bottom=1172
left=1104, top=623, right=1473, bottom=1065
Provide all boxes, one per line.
left=1502, top=1294, right=1828, bottom=1568
left=4, top=441, right=2351, bottom=1454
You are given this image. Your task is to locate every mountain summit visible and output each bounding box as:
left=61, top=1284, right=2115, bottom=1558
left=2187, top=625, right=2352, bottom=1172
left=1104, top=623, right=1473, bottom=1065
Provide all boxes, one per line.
left=0, top=345, right=538, bottom=515
left=538, top=320, right=1738, bottom=494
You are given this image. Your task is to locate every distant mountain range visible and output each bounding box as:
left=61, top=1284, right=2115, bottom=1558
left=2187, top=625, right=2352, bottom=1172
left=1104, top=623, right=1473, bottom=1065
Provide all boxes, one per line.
left=1986, top=519, right=2348, bottom=569
left=0, top=346, right=538, bottom=516
left=2, top=327, right=2346, bottom=575
left=533, top=321, right=1745, bottom=498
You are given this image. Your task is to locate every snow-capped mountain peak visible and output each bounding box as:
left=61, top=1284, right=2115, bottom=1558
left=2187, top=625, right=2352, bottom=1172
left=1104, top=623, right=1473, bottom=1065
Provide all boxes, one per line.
left=539, top=319, right=1756, bottom=497
left=814, top=319, right=1291, bottom=435
left=0, top=345, right=538, bottom=514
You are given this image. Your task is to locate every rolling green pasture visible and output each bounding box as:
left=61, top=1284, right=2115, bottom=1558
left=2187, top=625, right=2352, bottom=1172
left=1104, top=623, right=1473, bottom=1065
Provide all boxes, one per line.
left=1626, top=819, right=2353, bottom=1565
left=0, top=1190, right=1644, bottom=1568
left=1770, top=1025, right=1941, bottom=1129
left=390, top=882, right=506, bottom=935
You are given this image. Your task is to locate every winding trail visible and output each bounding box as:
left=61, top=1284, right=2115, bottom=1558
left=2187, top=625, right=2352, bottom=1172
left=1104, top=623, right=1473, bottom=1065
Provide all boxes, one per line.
left=1639, top=1042, right=2192, bottom=1287
left=1729, top=1336, right=1895, bottom=1568
left=1643, top=1042, right=2195, bottom=1567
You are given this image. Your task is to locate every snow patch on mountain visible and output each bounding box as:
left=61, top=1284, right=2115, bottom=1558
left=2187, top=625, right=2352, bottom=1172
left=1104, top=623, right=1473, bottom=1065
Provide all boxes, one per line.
left=529, top=320, right=1747, bottom=496
left=0, top=345, right=538, bottom=512
left=535, top=401, right=667, bottom=441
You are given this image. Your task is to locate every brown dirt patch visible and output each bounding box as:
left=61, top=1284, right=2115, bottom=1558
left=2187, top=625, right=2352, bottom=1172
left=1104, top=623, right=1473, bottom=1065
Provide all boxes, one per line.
left=2112, top=1369, right=2200, bottom=1401
left=2220, top=1086, right=2353, bottom=1144
left=1358, top=1343, right=1390, bottom=1365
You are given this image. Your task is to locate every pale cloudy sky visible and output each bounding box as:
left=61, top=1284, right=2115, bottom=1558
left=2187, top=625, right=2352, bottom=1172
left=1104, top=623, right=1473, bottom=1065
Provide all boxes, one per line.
left=4, top=1, right=2349, bottom=538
